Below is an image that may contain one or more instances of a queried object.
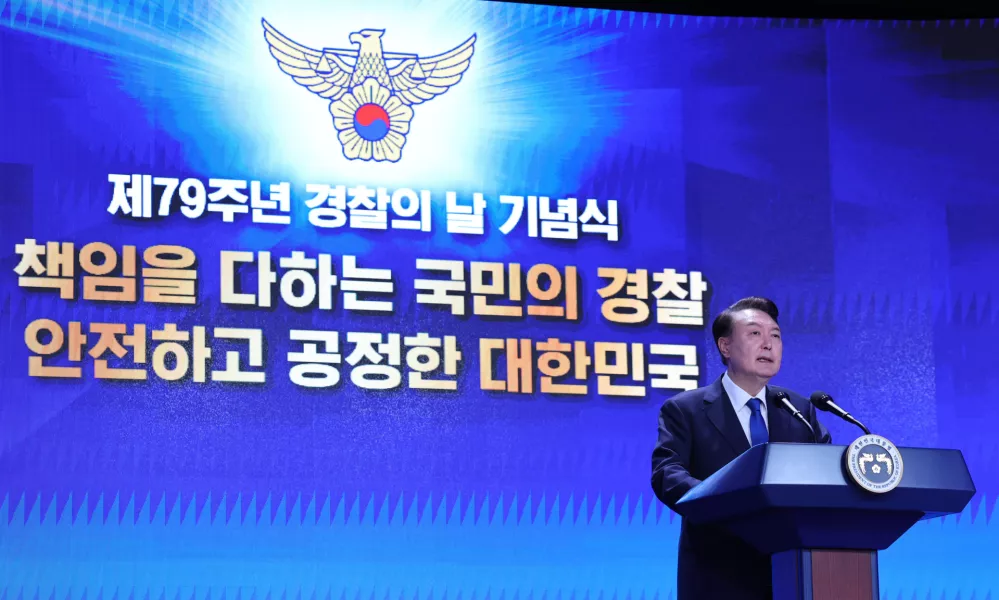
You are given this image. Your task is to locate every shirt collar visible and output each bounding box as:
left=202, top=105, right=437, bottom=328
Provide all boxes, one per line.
left=722, top=370, right=767, bottom=410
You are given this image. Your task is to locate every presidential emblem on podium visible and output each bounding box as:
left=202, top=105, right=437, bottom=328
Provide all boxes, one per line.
left=845, top=434, right=904, bottom=493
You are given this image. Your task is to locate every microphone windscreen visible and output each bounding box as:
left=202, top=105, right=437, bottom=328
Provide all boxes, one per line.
left=810, top=391, right=832, bottom=411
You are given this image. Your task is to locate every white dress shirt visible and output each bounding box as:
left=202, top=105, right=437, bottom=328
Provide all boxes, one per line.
left=722, top=371, right=768, bottom=445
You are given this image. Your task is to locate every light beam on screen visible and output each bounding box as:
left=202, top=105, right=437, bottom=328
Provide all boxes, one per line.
left=184, top=0, right=628, bottom=193
left=4, top=0, right=626, bottom=194
left=235, top=0, right=502, bottom=189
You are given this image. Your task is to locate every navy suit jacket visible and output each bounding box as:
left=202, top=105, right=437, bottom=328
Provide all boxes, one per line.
left=650, top=376, right=831, bottom=600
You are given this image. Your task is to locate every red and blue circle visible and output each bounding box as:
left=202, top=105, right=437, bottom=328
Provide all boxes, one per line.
left=353, top=103, right=390, bottom=142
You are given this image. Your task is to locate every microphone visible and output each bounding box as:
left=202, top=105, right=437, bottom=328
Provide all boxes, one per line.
left=774, top=391, right=817, bottom=441
left=809, top=391, right=871, bottom=435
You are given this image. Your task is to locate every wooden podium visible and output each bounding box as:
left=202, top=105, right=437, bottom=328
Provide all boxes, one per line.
left=675, top=442, right=975, bottom=600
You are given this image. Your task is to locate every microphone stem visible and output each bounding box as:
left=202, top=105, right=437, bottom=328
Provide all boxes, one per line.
left=790, top=411, right=817, bottom=442
left=800, top=416, right=817, bottom=442
left=846, top=415, right=871, bottom=435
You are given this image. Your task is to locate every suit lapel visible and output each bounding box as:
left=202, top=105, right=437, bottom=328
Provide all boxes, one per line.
left=703, top=378, right=751, bottom=455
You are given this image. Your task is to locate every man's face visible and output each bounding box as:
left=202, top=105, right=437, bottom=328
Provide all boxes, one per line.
left=719, top=308, right=782, bottom=381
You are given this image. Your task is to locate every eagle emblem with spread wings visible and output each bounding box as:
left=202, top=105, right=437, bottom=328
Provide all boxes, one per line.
left=262, top=19, right=476, bottom=163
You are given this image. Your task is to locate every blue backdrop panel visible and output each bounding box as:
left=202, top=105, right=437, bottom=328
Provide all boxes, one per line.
left=1, top=1, right=998, bottom=597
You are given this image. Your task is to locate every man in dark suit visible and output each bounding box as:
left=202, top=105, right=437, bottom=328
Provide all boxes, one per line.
left=651, top=296, right=831, bottom=600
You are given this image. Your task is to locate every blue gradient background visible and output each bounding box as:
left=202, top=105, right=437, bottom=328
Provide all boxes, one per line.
left=2, top=1, right=999, bottom=597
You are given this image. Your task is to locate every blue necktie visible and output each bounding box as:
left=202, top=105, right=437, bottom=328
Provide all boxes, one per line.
left=747, top=397, right=769, bottom=446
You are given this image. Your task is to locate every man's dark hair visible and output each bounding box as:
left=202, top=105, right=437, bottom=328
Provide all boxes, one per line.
left=711, top=296, right=780, bottom=365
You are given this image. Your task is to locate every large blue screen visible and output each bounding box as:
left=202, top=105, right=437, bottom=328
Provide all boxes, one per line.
left=2, top=1, right=998, bottom=596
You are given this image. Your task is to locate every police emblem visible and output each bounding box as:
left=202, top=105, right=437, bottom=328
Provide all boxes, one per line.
left=262, top=19, right=476, bottom=163
left=844, top=434, right=904, bottom=493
